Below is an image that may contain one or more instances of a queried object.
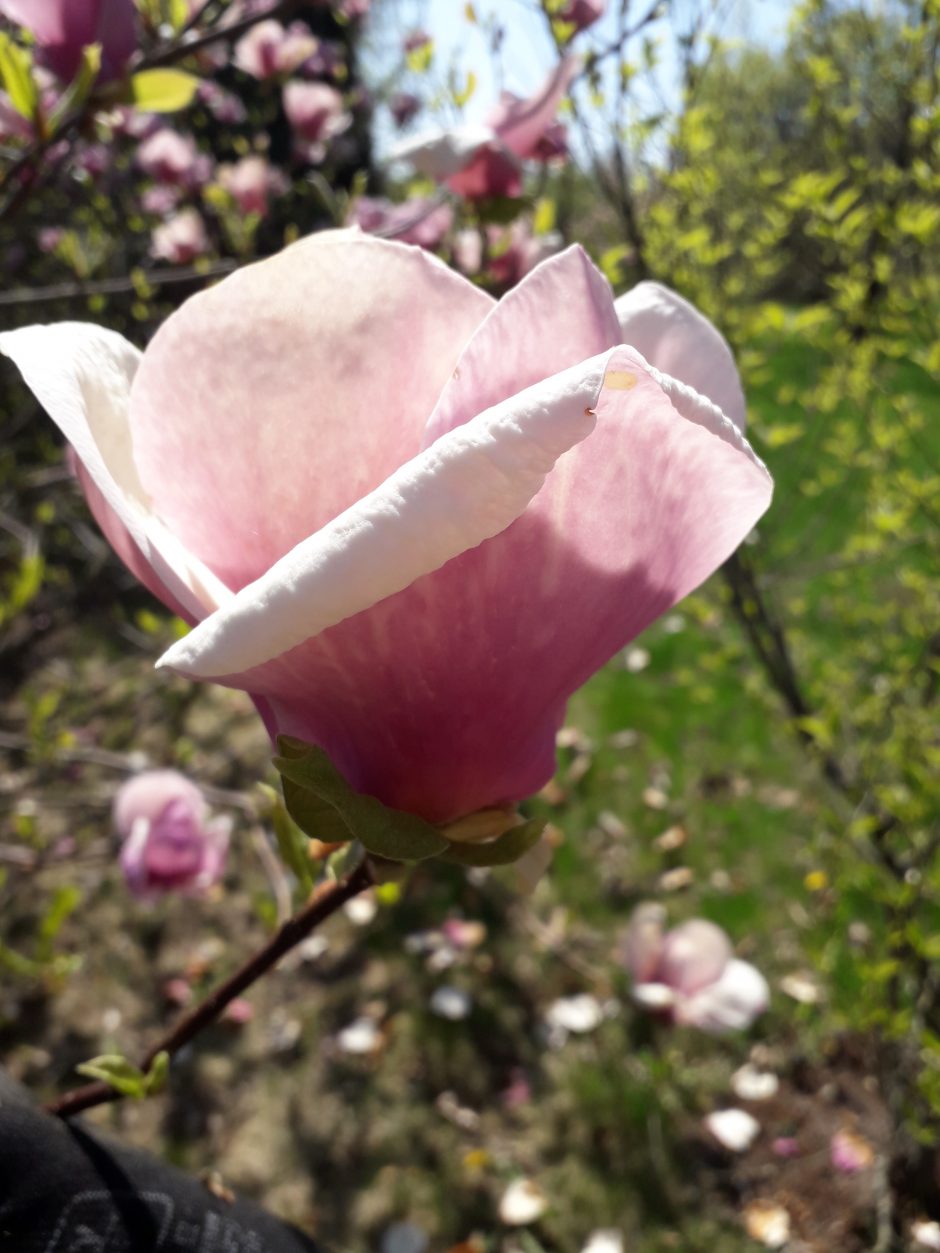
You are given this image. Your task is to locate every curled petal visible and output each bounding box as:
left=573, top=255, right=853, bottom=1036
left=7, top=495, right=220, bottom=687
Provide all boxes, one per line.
left=0, top=322, right=227, bottom=620
left=614, top=281, right=747, bottom=431
left=424, top=245, right=621, bottom=446
left=660, top=919, right=733, bottom=995
left=157, top=351, right=606, bottom=681
left=623, top=902, right=667, bottom=983
left=129, top=230, right=493, bottom=591
left=676, top=959, right=770, bottom=1033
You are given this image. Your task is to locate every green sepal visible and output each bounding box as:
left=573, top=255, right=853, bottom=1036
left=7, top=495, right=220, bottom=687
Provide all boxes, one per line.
left=273, top=736, right=448, bottom=863
left=48, top=44, right=101, bottom=134
left=441, top=818, right=546, bottom=867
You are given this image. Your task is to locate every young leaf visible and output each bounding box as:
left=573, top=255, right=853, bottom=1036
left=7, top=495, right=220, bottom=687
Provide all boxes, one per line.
left=0, top=32, right=37, bottom=122
left=258, top=782, right=314, bottom=893
left=76, top=1054, right=148, bottom=1099
left=130, top=68, right=200, bottom=113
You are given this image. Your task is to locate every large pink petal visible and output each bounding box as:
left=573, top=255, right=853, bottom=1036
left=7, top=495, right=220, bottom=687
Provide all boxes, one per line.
left=489, top=56, right=580, bottom=159
left=615, top=281, right=747, bottom=431
left=0, top=322, right=227, bottom=620
left=129, top=230, right=494, bottom=592
left=162, top=348, right=771, bottom=822
left=659, top=920, right=733, bottom=995
left=423, top=245, right=621, bottom=446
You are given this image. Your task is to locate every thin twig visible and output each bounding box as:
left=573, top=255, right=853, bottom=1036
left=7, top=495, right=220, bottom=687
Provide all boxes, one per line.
left=44, top=856, right=374, bottom=1119
left=0, top=260, right=238, bottom=308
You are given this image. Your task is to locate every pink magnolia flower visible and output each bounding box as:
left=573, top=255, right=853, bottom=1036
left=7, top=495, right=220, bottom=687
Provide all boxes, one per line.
left=197, top=81, right=247, bottom=125
left=0, top=0, right=137, bottom=82
left=350, top=196, right=453, bottom=250
left=282, top=80, right=350, bottom=162
left=114, top=770, right=230, bottom=899
left=625, top=905, right=769, bottom=1032
left=234, top=19, right=317, bottom=79
left=151, top=208, right=209, bottom=265
left=218, top=155, right=288, bottom=218
left=559, top=0, right=607, bottom=32
left=392, top=56, right=579, bottom=200
left=1, top=233, right=770, bottom=822
left=137, top=128, right=212, bottom=190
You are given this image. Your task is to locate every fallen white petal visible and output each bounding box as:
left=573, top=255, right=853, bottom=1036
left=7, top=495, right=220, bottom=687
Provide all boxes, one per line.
left=731, top=1064, right=779, bottom=1102
left=499, top=1178, right=547, bottom=1226
left=336, top=1017, right=381, bottom=1054
left=546, top=993, right=604, bottom=1034
left=430, top=985, right=472, bottom=1020
left=705, top=1108, right=760, bottom=1152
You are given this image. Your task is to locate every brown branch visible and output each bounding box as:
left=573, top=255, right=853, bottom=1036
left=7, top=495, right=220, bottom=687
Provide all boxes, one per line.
left=0, top=261, right=238, bottom=308
left=45, top=856, right=374, bottom=1120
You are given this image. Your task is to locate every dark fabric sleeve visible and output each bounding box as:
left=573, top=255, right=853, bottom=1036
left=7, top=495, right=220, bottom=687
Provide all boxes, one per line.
left=0, top=1072, right=321, bottom=1253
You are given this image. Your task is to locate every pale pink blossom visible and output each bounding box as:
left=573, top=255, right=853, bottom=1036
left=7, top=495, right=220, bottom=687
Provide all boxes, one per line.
left=151, top=208, right=209, bottom=265
left=114, top=770, right=230, bottom=899
left=218, top=155, right=288, bottom=217
left=350, top=196, right=452, bottom=250
left=1, top=234, right=771, bottom=822
left=234, top=19, right=317, bottom=79
left=393, top=57, right=579, bottom=200
left=197, top=81, right=247, bottom=125
left=283, top=80, right=350, bottom=162
left=0, top=0, right=137, bottom=81
left=626, top=906, right=769, bottom=1032
left=137, top=128, right=212, bottom=190
left=452, top=228, right=483, bottom=276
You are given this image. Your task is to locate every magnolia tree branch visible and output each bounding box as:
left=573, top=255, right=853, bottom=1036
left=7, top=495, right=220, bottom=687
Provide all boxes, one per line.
left=45, top=856, right=375, bottom=1120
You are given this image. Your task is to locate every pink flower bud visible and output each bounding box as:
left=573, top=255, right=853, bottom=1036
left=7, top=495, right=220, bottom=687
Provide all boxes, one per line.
left=114, top=770, right=229, bottom=900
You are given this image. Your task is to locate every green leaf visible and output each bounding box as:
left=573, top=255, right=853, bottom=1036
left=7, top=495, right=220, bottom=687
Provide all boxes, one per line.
left=274, top=737, right=449, bottom=863
left=441, top=818, right=545, bottom=867
left=76, top=1054, right=148, bottom=1099
left=258, top=782, right=314, bottom=893
left=143, top=1051, right=170, bottom=1096
left=130, top=68, right=200, bottom=113
left=0, top=32, right=37, bottom=121
left=49, top=43, right=101, bottom=134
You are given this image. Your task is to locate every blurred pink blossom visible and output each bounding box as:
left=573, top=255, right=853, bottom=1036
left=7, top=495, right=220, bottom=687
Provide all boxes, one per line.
left=114, top=770, right=229, bottom=900
left=350, top=196, right=452, bottom=250
left=37, top=226, right=64, bottom=254
left=137, top=128, right=213, bottom=190
left=625, top=905, right=769, bottom=1032
left=559, top=0, right=607, bottom=32
left=283, top=80, right=350, bottom=162
left=452, top=228, right=483, bottom=275
left=390, top=90, right=421, bottom=128
left=197, top=81, right=247, bottom=125
left=0, top=0, right=137, bottom=81
left=392, top=56, right=579, bottom=200
left=218, top=155, right=288, bottom=217
left=3, top=236, right=769, bottom=821
left=488, top=221, right=562, bottom=287
left=404, top=30, right=431, bottom=53
left=234, top=19, right=317, bottom=79
left=141, top=184, right=181, bottom=215
left=151, top=208, right=209, bottom=265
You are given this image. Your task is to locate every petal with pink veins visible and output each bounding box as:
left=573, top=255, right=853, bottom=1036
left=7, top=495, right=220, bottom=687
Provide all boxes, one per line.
left=614, top=281, right=747, bottom=431
left=129, top=230, right=494, bottom=592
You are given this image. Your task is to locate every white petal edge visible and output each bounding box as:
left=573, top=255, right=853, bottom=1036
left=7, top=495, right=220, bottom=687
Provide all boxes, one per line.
left=0, top=322, right=231, bottom=619
left=388, top=124, right=497, bottom=178
left=677, top=959, right=770, bottom=1033
left=158, top=350, right=615, bottom=680
left=614, top=282, right=747, bottom=433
